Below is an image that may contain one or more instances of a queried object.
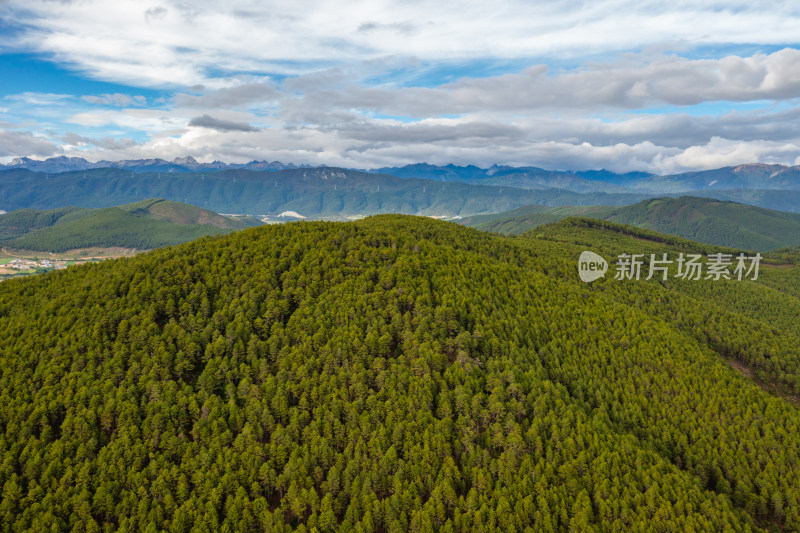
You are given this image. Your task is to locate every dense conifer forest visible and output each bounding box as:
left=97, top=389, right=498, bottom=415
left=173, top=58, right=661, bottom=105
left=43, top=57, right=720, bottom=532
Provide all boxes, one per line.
left=1, top=215, right=799, bottom=531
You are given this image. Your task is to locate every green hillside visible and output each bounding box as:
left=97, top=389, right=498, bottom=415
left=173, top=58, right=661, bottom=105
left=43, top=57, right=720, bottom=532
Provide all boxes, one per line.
left=0, top=206, right=91, bottom=241
left=1, top=216, right=799, bottom=531
left=0, top=199, right=262, bottom=252
left=464, top=196, right=800, bottom=251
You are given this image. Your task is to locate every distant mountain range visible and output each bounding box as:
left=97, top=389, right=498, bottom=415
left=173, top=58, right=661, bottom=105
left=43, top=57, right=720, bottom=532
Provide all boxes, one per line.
left=6, top=157, right=638, bottom=193
left=3, top=157, right=799, bottom=194
left=2, top=157, right=800, bottom=218
left=0, top=199, right=262, bottom=252
left=461, top=196, right=800, bottom=251
left=0, top=167, right=648, bottom=218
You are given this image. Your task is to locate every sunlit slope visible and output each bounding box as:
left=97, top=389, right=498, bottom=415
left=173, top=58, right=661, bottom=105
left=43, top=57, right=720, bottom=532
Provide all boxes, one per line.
left=0, top=215, right=798, bottom=530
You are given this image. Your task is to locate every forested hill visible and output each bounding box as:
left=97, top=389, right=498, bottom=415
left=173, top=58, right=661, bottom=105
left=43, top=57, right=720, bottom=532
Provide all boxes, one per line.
left=1, top=216, right=800, bottom=530
left=463, top=196, right=800, bottom=251
left=0, top=199, right=261, bottom=252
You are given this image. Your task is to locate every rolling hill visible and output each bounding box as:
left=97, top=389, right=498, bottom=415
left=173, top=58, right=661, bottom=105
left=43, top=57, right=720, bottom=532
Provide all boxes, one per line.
left=463, top=196, right=800, bottom=251
left=0, top=199, right=261, bottom=252
left=0, top=216, right=799, bottom=530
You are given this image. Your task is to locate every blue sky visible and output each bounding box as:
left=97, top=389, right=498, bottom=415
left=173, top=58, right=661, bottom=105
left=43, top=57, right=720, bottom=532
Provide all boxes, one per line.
left=2, top=0, right=800, bottom=173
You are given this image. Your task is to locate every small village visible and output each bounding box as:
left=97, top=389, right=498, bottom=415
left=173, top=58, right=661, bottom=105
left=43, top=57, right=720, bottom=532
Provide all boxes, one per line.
left=0, top=257, right=71, bottom=281
left=0, top=254, right=104, bottom=281
left=4, top=258, right=70, bottom=271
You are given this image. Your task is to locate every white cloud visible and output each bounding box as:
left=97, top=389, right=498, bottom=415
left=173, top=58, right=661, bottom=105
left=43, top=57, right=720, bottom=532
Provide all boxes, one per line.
left=665, top=137, right=800, bottom=172
left=5, top=0, right=800, bottom=86
left=82, top=93, right=147, bottom=106
left=5, top=92, right=71, bottom=106
left=66, top=108, right=187, bottom=131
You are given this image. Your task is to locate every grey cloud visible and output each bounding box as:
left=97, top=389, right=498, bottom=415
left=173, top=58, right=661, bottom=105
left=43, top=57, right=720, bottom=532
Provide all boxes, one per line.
left=188, top=114, right=260, bottom=132
left=279, top=106, right=362, bottom=128
left=336, top=120, right=524, bottom=144
left=278, top=109, right=524, bottom=143
left=612, top=107, right=800, bottom=148
left=63, top=132, right=91, bottom=145
left=145, top=6, right=168, bottom=22
left=357, top=21, right=417, bottom=35
left=0, top=129, right=59, bottom=157
left=175, top=83, right=278, bottom=108
left=357, top=22, right=378, bottom=32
